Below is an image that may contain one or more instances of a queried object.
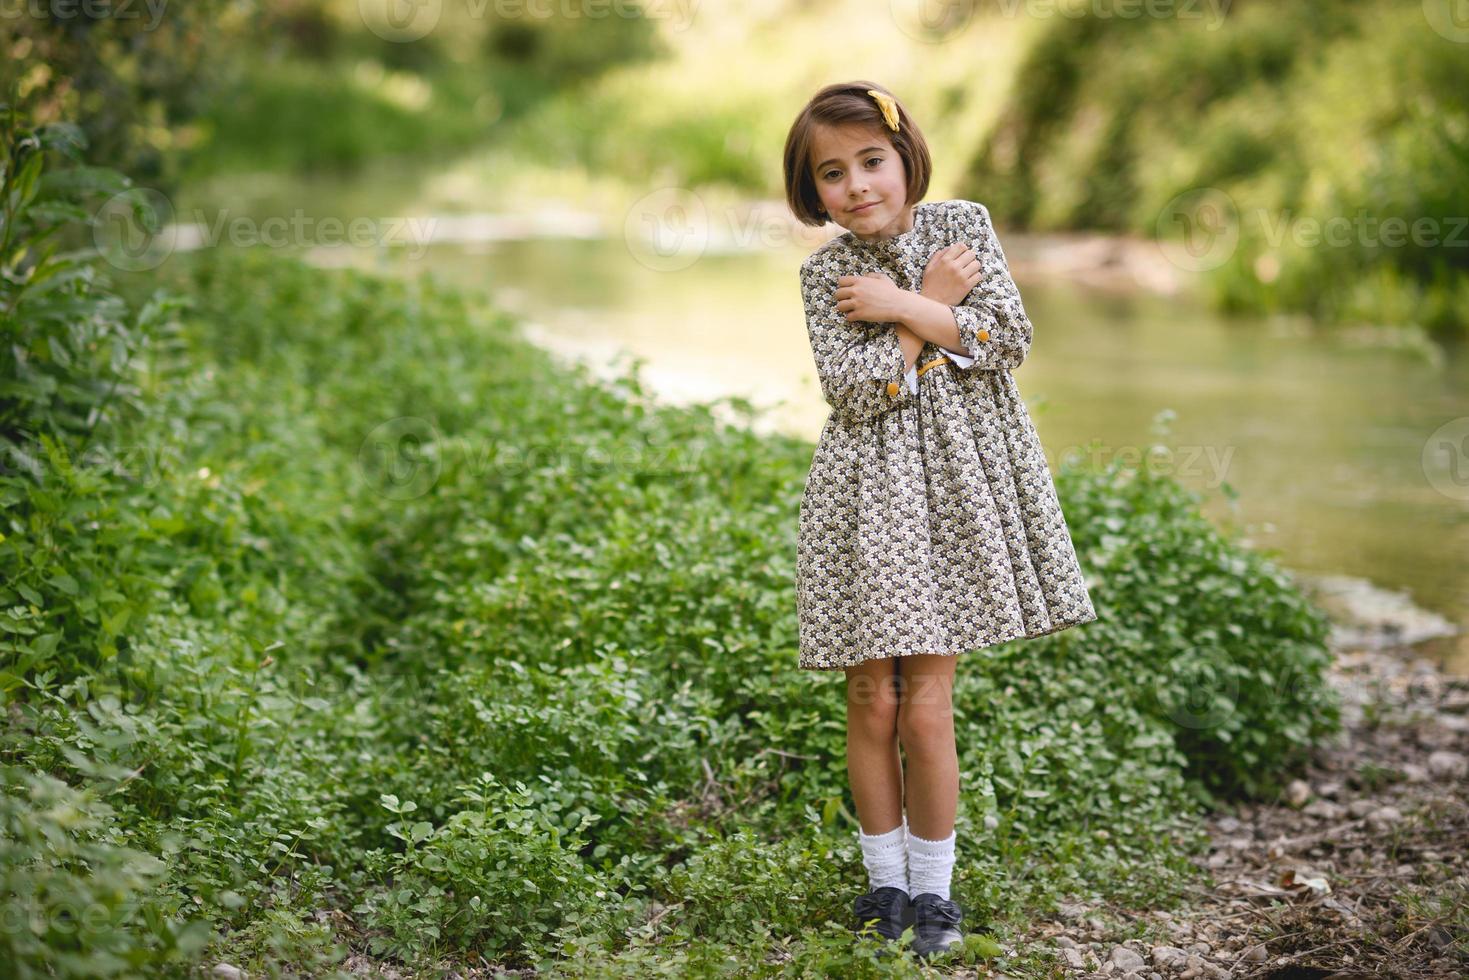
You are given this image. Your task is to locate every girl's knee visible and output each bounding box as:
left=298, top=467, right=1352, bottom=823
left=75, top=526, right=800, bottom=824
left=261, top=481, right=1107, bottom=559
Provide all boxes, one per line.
left=896, top=697, right=954, bottom=750
left=847, top=695, right=899, bottom=741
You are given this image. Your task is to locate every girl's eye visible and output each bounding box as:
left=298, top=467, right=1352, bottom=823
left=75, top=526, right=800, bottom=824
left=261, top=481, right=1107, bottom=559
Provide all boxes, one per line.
left=823, top=157, right=881, bottom=180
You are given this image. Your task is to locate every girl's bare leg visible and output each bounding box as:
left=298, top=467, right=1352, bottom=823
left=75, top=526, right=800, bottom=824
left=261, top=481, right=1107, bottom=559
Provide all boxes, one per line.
left=895, top=654, right=958, bottom=840
left=844, top=656, right=904, bottom=833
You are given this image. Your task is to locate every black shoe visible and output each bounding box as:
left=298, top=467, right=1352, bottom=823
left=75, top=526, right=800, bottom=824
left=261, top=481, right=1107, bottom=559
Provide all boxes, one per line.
left=910, top=892, right=964, bottom=959
left=852, top=886, right=913, bottom=943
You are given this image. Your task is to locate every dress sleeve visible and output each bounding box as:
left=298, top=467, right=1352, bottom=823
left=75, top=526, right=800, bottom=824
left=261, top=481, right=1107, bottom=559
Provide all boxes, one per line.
left=799, top=258, right=911, bottom=423
left=947, top=201, right=1034, bottom=372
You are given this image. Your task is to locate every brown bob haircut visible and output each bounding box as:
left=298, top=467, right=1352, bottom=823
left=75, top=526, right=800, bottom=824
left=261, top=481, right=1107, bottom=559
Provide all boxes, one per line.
left=783, top=80, right=933, bottom=228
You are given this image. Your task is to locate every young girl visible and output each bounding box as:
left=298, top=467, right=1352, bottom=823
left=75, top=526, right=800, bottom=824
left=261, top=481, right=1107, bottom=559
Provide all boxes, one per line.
left=781, top=82, right=1098, bottom=959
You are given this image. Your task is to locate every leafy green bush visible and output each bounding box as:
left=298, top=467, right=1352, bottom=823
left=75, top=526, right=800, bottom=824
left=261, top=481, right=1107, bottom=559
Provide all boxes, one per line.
left=0, top=764, right=211, bottom=978
left=354, top=776, right=633, bottom=966
left=0, top=99, right=193, bottom=692
left=965, top=0, right=1469, bottom=339
left=176, top=56, right=505, bottom=180
left=0, top=1, right=238, bottom=186
left=1055, top=422, right=1342, bottom=802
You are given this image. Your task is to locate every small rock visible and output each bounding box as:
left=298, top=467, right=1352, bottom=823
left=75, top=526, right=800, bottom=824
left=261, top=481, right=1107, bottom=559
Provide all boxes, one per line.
left=1285, top=779, right=1311, bottom=807
left=1303, top=799, right=1344, bottom=820
left=1418, top=725, right=1455, bottom=749
left=1187, top=942, right=1212, bottom=955
left=1215, top=815, right=1241, bottom=833
left=1239, top=944, right=1269, bottom=963
left=1347, top=798, right=1377, bottom=818
left=1399, top=762, right=1429, bottom=783
left=1203, top=966, right=1230, bottom=980
left=1316, top=780, right=1342, bottom=798
left=1427, top=750, right=1467, bottom=780
left=1367, top=806, right=1403, bottom=833
left=1151, top=945, right=1187, bottom=968
left=1063, top=947, right=1086, bottom=969
left=1056, top=935, right=1078, bottom=949
left=212, top=967, right=244, bottom=980
left=1111, top=945, right=1147, bottom=971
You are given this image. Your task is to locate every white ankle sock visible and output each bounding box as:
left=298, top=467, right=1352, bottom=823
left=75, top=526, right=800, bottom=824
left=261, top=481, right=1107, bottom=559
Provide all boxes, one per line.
left=857, top=815, right=909, bottom=894
left=906, top=826, right=956, bottom=900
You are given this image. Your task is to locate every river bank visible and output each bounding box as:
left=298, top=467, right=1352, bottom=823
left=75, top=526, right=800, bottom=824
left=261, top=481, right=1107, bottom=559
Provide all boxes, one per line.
left=1009, top=629, right=1468, bottom=980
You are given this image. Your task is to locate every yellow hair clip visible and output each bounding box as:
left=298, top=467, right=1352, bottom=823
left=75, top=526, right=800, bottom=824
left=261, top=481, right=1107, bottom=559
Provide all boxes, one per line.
left=867, top=89, right=900, bottom=132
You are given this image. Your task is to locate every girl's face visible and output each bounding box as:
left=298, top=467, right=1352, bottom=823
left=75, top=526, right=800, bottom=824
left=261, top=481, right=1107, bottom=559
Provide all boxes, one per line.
left=808, top=122, right=912, bottom=242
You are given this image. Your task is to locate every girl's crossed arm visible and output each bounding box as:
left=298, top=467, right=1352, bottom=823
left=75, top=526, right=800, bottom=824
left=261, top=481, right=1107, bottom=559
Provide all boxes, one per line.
left=927, top=201, right=1034, bottom=372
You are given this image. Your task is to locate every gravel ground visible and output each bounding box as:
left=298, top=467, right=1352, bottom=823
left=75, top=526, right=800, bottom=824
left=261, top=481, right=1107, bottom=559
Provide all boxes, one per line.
left=997, top=639, right=1469, bottom=980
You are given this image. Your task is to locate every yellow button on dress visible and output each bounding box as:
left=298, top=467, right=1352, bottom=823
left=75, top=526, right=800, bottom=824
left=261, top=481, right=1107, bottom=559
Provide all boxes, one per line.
left=794, top=199, right=1098, bottom=670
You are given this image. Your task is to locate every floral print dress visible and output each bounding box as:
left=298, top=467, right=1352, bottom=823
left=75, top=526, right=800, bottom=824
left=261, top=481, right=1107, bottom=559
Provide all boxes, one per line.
left=795, top=198, right=1097, bottom=671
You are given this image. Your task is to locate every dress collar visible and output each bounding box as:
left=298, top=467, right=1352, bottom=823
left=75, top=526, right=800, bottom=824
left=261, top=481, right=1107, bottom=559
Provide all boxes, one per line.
left=844, top=202, right=930, bottom=254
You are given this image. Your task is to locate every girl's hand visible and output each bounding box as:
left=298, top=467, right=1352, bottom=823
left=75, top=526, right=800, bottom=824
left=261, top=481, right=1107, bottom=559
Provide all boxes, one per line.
left=835, top=271, right=911, bottom=324
left=920, top=243, right=982, bottom=306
